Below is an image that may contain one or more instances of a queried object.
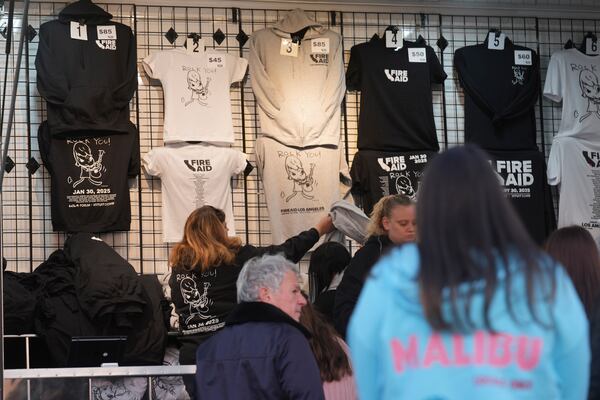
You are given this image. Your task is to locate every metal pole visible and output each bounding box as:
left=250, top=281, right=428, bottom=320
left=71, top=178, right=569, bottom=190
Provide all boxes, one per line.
left=0, top=1, right=32, bottom=398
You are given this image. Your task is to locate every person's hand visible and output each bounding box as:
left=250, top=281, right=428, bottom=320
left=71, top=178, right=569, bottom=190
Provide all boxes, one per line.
left=314, top=214, right=334, bottom=236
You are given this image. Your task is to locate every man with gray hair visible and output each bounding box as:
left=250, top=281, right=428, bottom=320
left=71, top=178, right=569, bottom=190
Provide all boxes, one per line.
left=194, top=253, right=325, bottom=400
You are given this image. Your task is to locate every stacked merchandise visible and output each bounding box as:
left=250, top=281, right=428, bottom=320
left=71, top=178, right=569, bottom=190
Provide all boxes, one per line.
left=455, top=31, right=555, bottom=243
left=36, top=0, right=140, bottom=233
left=142, top=29, right=248, bottom=242
left=544, top=35, right=600, bottom=239
left=347, top=27, right=446, bottom=214
left=249, top=9, right=351, bottom=243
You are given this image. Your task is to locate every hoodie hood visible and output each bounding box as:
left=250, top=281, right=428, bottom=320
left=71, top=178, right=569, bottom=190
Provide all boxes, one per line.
left=59, top=0, right=113, bottom=24
left=271, top=9, right=325, bottom=39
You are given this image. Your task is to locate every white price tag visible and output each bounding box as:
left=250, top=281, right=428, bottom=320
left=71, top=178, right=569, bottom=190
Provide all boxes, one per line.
left=487, top=32, right=506, bottom=50
left=408, top=47, right=427, bottom=63
left=311, top=38, right=330, bottom=54
left=208, top=54, right=225, bottom=68
left=386, top=29, right=403, bottom=49
left=514, top=50, right=532, bottom=66
left=97, top=25, right=116, bottom=40
left=586, top=37, right=600, bottom=55
left=280, top=38, right=299, bottom=57
left=186, top=38, right=205, bottom=54
left=70, top=21, right=88, bottom=41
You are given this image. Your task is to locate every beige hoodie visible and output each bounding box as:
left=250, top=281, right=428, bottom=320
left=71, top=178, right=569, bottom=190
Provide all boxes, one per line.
left=249, top=9, right=345, bottom=147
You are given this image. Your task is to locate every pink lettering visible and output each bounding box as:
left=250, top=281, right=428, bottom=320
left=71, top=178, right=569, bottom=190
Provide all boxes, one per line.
left=489, top=333, right=512, bottom=367
left=390, top=336, right=419, bottom=373
left=474, top=331, right=486, bottom=364
left=452, top=335, right=471, bottom=365
left=516, top=336, right=543, bottom=371
left=423, top=334, right=450, bottom=367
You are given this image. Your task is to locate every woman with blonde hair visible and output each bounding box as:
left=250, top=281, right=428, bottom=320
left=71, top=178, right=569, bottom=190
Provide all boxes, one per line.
left=169, top=205, right=333, bottom=397
left=333, top=194, right=416, bottom=337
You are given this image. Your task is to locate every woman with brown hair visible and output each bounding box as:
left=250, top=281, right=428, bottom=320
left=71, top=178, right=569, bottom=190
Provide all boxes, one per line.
left=333, top=194, right=416, bottom=337
left=300, top=299, right=357, bottom=400
left=169, top=205, right=333, bottom=397
left=348, top=145, right=589, bottom=399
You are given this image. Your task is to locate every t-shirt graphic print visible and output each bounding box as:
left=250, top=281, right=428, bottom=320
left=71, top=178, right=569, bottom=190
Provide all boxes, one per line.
left=143, top=143, right=247, bottom=242
left=544, top=48, right=600, bottom=138
left=143, top=48, right=248, bottom=144
left=38, top=121, right=140, bottom=232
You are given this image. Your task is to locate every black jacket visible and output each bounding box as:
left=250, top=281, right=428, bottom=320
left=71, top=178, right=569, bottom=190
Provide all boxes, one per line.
left=170, top=228, right=320, bottom=364
left=333, top=235, right=393, bottom=338
left=195, top=302, right=325, bottom=400
left=35, top=0, right=137, bottom=135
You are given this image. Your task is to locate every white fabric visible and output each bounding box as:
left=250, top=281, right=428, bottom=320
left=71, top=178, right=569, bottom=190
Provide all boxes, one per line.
left=543, top=48, right=600, bottom=138
left=143, top=143, right=247, bottom=242
left=255, top=136, right=349, bottom=244
left=143, top=48, right=247, bottom=144
left=547, top=135, right=600, bottom=238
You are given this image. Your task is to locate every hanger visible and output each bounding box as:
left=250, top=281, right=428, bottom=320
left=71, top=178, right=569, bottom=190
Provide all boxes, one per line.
left=564, top=39, right=574, bottom=49
left=488, top=28, right=502, bottom=38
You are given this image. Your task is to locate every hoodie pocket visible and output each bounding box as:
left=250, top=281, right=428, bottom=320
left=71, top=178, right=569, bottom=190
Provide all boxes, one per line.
left=62, top=85, right=114, bottom=124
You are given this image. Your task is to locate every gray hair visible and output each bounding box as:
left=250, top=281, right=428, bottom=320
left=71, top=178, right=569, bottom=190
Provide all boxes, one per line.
left=236, top=253, right=300, bottom=303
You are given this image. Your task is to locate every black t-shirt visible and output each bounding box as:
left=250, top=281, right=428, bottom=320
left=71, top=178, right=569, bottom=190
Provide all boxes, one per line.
left=454, top=36, right=540, bottom=150
left=38, top=121, right=140, bottom=232
left=350, top=149, right=436, bottom=215
left=346, top=35, right=447, bottom=152
left=486, top=149, right=556, bottom=244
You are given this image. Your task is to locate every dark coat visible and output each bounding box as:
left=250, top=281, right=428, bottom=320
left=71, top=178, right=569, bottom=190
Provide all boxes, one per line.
left=195, top=302, right=325, bottom=400
left=333, top=235, right=393, bottom=338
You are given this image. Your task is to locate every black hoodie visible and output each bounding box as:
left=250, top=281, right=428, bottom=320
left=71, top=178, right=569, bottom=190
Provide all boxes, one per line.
left=35, top=0, right=137, bottom=136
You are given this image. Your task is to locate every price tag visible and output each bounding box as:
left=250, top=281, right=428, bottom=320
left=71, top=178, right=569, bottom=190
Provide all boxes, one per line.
left=514, top=50, right=532, bottom=66
left=311, top=38, right=330, bottom=54
left=208, top=54, right=225, bottom=68
left=280, top=38, right=299, bottom=57
left=487, top=32, right=506, bottom=50
left=70, top=21, right=88, bottom=41
left=408, top=47, right=427, bottom=63
left=97, top=25, right=116, bottom=40
left=586, top=37, right=600, bottom=55
left=186, top=38, right=205, bottom=54
left=386, top=29, right=403, bottom=50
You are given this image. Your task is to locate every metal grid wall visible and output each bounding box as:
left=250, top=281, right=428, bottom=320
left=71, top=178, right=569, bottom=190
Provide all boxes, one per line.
left=0, top=2, right=597, bottom=273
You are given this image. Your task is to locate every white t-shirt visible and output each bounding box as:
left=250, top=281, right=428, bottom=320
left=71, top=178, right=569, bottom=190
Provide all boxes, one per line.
left=544, top=48, right=600, bottom=138
left=143, top=48, right=248, bottom=144
left=255, top=136, right=350, bottom=244
left=143, top=143, right=247, bottom=242
left=547, top=134, right=600, bottom=238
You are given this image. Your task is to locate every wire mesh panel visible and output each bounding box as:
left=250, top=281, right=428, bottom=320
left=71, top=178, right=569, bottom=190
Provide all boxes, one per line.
left=0, top=2, right=599, bottom=274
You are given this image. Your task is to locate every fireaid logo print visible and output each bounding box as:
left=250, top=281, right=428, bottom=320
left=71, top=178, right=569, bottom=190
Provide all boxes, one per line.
left=309, top=54, right=328, bottom=64
left=385, top=69, right=408, bottom=82
left=95, top=39, right=116, bottom=50
left=583, top=151, right=600, bottom=168
left=184, top=159, right=213, bottom=172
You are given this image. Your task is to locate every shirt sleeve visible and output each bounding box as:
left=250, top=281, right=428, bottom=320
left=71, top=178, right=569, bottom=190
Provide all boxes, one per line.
left=142, top=51, right=167, bottom=80
left=428, top=46, right=447, bottom=84
left=248, top=32, right=284, bottom=119
left=546, top=140, right=562, bottom=186
left=551, top=265, right=590, bottom=400
left=37, top=122, right=53, bottom=175
left=35, top=23, right=70, bottom=106
left=543, top=52, right=562, bottom=103
left=345, top=44, right=362, bottom=91
left=111, top=26, right=138, bottom=109
left=142, top=148, right=163, bottom=177
left=230, top=150, right=248, bottom=176
left=229, top=54, right=248, bottom=84
left=128, top=126, right=141, bottom=177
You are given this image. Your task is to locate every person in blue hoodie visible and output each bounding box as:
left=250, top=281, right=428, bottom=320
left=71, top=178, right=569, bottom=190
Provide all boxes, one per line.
left=348, top=144, right=590, bottom=400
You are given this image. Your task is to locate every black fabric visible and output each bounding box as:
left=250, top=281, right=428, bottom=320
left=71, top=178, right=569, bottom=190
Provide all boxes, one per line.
left=346, top=35, right=446, bottom=152
left=225, top=302, right=310, bottom=337
left=333, top=235, right=394, bottom=338
left=486, top=149, right=556, bottom=244
left=120, top=275, right=169, bottom=366
left=350, top=149, right=436, bottom=215
left=35, top=1, right=137, bottom=135
left=4, top=271, right=39, bottom=334
left=65, top=232, right=146, bottom=328
left=454, top=36, right=540, bottom=150
left=313, top=290, right=336, bottom=325
left=590, top=296, right=600, bottom=400
left=170, top=227, right=320, bottom=366
left=38, top=121, right=140, bottom=233
left=32, top=249, right=98, bottom=367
